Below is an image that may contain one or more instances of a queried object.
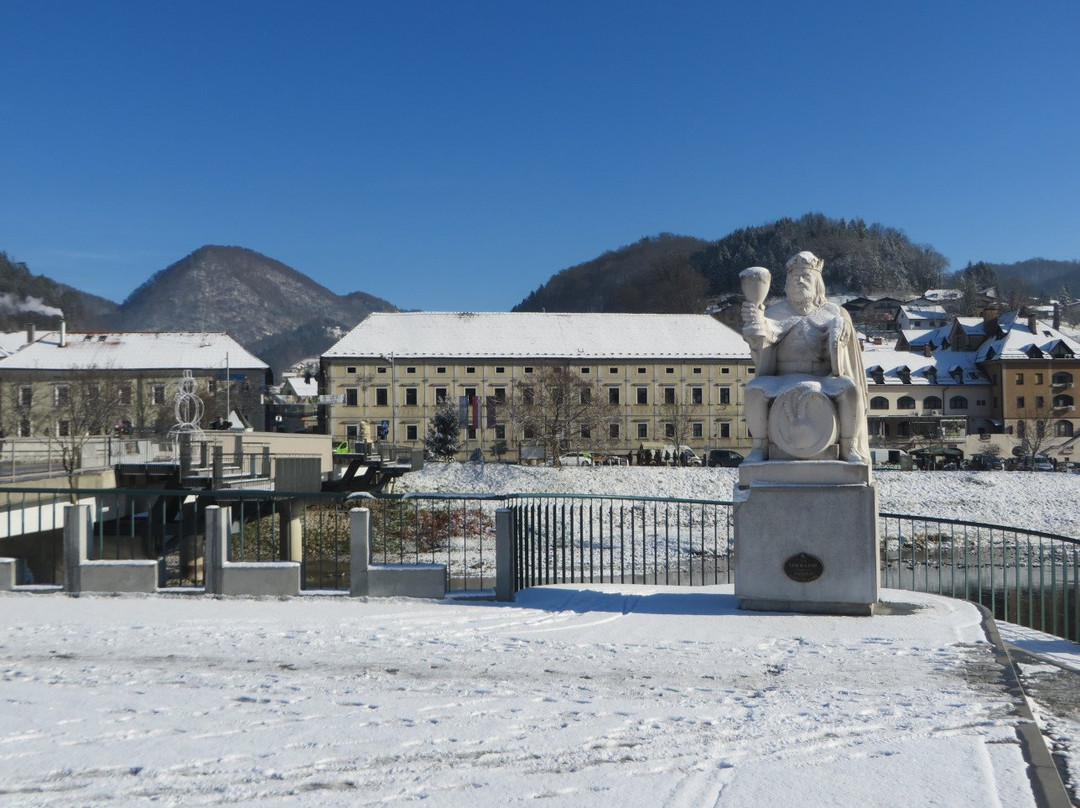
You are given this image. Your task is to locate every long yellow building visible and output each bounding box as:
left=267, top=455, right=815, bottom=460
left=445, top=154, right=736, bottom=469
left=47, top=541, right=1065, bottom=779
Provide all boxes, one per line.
left=321, top=312, right=753, bottom=461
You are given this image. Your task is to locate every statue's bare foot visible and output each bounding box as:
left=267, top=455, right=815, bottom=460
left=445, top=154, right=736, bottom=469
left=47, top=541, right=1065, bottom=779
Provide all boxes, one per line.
left=745, top=448, right=767, bottom=463
left=839, top=440, right=864, bottom=464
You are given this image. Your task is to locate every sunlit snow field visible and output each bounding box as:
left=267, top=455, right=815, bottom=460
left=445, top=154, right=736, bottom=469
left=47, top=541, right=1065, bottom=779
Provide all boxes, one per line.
left=3, top=464, right=1079, bottom=806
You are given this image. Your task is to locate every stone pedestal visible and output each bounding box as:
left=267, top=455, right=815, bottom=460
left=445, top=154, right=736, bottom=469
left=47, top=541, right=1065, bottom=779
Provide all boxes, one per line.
left=734, top=461, right=879, bottom=616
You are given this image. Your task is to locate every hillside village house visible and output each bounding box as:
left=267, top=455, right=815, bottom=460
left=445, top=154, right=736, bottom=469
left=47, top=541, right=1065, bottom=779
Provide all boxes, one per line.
left=886, top=308, right=1080, bottom=462
left=895, top=303, right=950, bottom=331
left=862, top=346, right=992, bottom=447
left=975, top=310, right=1080, bottom=444
left=320, top=312, right=753, bottom=461
left=0, top=327, right=269, bottom=438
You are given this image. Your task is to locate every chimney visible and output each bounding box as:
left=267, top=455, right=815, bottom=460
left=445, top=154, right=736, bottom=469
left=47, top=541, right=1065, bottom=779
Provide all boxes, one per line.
left=923, top=343, right=932, bottom=357
left=982, top=307, right=999, bottom=340
left=1027, top=311, right=1037, bottom=333
left=59, top=320, right=67, bottom=348
left=1054, top=302, right=1061, bottom=331
left=26, top=324, right=35, bottom=344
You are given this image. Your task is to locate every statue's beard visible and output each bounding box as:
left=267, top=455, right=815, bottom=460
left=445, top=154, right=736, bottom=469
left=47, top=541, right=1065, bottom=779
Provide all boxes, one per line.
left=788, top=285, right=814, bottom=312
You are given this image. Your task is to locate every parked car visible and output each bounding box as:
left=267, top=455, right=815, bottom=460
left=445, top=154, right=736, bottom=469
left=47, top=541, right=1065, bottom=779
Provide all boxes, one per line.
left=707, top=449, right=744, bottom=467
left=1015, top=455, right=1055, bottom=472
left=557, top=452, right=593, bottom=467
left=672, top=445, right=702, bottom=466
left=967, top=454, right=1005, bottom=471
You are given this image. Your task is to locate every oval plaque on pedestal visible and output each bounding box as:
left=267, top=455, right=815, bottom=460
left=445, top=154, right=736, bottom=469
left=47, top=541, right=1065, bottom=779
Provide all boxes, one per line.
left=783, top=552, right=824, bottom=583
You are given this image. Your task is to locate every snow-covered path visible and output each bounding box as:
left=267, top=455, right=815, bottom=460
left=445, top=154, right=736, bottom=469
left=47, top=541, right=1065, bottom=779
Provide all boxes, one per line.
left=0, top=587, right=1039, bottom=806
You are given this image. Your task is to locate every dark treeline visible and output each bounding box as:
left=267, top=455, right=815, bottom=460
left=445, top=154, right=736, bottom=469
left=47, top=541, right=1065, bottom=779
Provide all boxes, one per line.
left=515, top=214, right=954, bottom=313
left=514, top=234, right=711, bottom=314
left=0, top=251, right=113, bottom=332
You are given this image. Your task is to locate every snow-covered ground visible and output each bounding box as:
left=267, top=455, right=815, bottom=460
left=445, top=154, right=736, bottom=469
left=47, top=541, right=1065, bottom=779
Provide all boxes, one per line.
left=398, top=463, right=1080, bottom=538
left=3, top=464, right=1078, bottom=806
left=0, top=587, right=1046, bottom=807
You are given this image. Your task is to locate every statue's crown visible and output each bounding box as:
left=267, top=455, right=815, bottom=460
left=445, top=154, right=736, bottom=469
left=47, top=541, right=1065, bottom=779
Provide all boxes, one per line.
left=785, top=251, right=824, bottom=273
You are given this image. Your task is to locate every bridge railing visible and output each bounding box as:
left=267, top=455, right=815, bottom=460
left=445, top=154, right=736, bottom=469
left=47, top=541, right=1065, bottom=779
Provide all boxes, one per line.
left=0, top=486, right=502, bottom=593
left=3, top=485, right=1078, bottom=644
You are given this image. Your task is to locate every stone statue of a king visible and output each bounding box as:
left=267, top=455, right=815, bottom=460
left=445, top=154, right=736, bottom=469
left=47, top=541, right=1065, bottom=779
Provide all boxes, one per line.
left=732, top=251, right=879, bottom=616
left=740, top=251, right=869, bottom=465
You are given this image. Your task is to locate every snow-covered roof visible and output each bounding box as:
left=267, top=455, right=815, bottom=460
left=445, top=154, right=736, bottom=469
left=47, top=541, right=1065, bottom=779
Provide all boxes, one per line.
left=899, top=328, right=934, bottom=348
left=899, top=304, right=948, bottom=319
left=864, top=349, right=989, bottom=386
left=954, top=317, right=986, bottom=337
left=976, top=312, right=1080, bottom=361
left=921, top=289, right=962, bottom=302
left=0, top=331, right=268, bottom=371
left=284, top=375, right=318, bottom=397
left=324, top=312, right=751, bottom=360
left=0, top=331, right=30, bottom=356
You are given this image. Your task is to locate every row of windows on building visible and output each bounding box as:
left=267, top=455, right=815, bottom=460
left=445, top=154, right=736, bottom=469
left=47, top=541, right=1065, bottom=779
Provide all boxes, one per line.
left=868, top=395, right=984, bottom=411
left=1013, top=371, right=1074, bottom=386
left=344, top=385, right=735, bottom=407
left=343, top=364, right=738, bottom=377
left=15, top=383, right=172, bottom=408
left=1015, top=395, right=1075, bottom=410
left=346, top=420, right=735, bottom=444
left=869, top=393, right=1074, bottom=412
left=7, top=418, right=138, bottom=438
left=1017, top=420, right=1076, bottom=438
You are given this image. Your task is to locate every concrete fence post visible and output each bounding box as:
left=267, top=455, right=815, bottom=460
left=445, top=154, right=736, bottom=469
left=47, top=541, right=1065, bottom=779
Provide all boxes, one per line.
left=212, top=445, right=224, bottom=488
left=63, top=503, right=92, bottom=593
left=204, top=505, right=230, bottom=595
left=349, top=507, right=371, bottom=596
left=278, top=500, right=305, bottom=563
left=495, top=507, right=514, bottom=602
left=0, top=557, right=15, bottom=590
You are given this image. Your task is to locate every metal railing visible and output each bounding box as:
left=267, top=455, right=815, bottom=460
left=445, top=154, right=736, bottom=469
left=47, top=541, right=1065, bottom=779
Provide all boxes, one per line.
left=3, top=484, right=1078, bottom=644
left=880, top=512, right=1080, bottom=643
left=506, top=493, right=1080, bottom=644
left=508, top=494, right=733, bottom=590
left=0, top=486, right=500, bottom=593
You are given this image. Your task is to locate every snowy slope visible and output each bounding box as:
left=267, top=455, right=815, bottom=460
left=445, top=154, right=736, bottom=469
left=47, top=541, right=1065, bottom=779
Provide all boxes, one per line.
left=398, top=464, right=1080, bottom=537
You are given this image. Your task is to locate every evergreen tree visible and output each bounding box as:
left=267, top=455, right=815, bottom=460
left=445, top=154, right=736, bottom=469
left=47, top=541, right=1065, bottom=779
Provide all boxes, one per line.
left=424, top=399, right=461, bottom=460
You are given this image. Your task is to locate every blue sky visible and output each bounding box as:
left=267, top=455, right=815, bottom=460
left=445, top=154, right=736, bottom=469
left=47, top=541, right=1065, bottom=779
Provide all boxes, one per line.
left=2, top=1, right=1077, bottom=311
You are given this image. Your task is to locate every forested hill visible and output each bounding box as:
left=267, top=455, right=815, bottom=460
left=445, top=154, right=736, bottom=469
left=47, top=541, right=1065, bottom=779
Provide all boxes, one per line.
left=514, top=214, right=949, bottom=313
left=0, top=251, right=117, bottom=332
left=988, top=258, right=1080, bottom=299
left=513, top=234, right=710, bottom=313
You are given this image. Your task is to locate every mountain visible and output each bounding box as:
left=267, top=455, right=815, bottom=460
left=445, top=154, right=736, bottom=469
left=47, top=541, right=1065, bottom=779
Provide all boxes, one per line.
left=0, top=251, right=118, bottom=332
left=515, top=214, right=951, bottom=313
left=115, top=246, right=397, bottom=374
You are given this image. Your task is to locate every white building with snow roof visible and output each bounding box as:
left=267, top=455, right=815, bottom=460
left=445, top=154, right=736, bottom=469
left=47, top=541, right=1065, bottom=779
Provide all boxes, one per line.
left=862, top=346, right=993, bottom=445
left=321, top=312, right=752, bottom=460
left=0, top=329, right=268, bottom=437
left=895, top=303, right=950, bottom=331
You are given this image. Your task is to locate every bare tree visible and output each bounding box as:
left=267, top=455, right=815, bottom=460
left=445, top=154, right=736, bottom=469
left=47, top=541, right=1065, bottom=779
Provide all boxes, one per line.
left=1014, top=404, right=1057, bottom=471
left=43, top=370, right=131, bottom=500
left=659, top=388, right=695, bottom=461
left=508, top=366, right=618, bottom=467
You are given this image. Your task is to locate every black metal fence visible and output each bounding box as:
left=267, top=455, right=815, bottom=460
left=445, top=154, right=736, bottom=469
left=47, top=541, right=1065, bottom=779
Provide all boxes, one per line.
left=0, top=486, right=501, bottom=593
left=3, top=485, right=1079, bottom=645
